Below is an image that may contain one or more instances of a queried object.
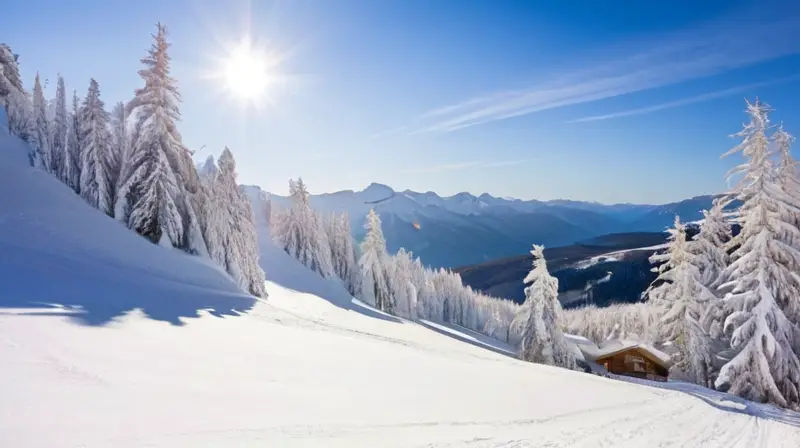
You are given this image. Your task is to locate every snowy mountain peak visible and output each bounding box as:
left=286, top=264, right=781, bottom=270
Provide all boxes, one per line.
left=450, top=191, right=477, bottom=201
left=361, top=182, right=395, bottom=202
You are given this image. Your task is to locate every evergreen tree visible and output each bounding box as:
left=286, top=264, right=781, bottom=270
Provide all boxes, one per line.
left=119, top=23, right=206, bottom=254
left=79, top=79, right=113, bottom=215
left=0, top=43, right=29, bottom=139
left=204, top=148, right=266, bottom=296
left=693, top=199, right=731, bottom=291
left=64, top=90, right=82, bottom=193
left=695, top=198, right=732, bottom=343
left=31, top=73, right=51, bottom=170
left=774, top=125, right=800, bottom=245
left=518, top=245, right=575, bottom=369
left=50, top=75, right=67, bottom=181
left=715, top=99, right=800, bottom=409
left=389, top=248, right=418, bottom=319
left=108, top=101, right=127, bottom=207
left=648, top=216, right=715, bottom=387
left=359, top=209, right=393, bottom=313
left=326, top=212, right=359, bottom=295
left=272, top=178, right=334, bottom=277
left=410, top=257, right=437, bottom=320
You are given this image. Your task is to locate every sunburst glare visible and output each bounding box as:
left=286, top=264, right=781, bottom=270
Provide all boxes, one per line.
left=204, top=35, right=286, bottom=111
left=224, top=40, right=271, bottom=100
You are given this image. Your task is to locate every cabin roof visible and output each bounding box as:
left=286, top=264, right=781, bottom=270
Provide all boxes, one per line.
left=563, top=334, right=672, bottom=369
left=593, top=343, right=672, bottom=369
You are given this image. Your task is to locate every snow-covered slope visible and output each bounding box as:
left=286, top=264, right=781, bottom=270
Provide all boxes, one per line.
left=2, top=126, right=799, bottom=446
left=0, top=122, right=254, bottom=326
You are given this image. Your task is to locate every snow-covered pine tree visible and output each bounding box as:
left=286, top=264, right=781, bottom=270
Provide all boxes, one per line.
left=518, top=245, right=575, bottom=369
left=120, top=23, right=207, bottom=254
left=64, top=90, right=82, bottom=193
left=0, top=43, right=30, bottom=139
left=79, top=79, right=113, bottom=215
left=50, top=75, right=68, bottom=182
left=776, top=125, right=800, bottom=213
left=389, top=248, right=418, bottom=319
left=326, top=212, right=359, bottom=295
left=694, top=199, right=731, bottom=292
left=410, top=257, right=438, bottom=321
left=204, top=148, right=266, bottom=296
left=272, top=178, right=334, bottom=278
left=359, top=209, right=393, bottom=313
left=694, top=198, right=732, bottom=343
left=715, top=99, right=800, bottom=409
left=647, top=216, right=715, bottom=387
left=31, top=73, right=51, bottom=170
left=108, top=101, right=127, bottom=207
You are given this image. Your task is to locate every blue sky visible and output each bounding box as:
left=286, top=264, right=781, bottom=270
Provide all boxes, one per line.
left=5, top=0, right=800, bottom=204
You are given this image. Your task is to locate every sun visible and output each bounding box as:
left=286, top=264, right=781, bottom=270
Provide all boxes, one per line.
left=222, top=39, right=274, bottom=102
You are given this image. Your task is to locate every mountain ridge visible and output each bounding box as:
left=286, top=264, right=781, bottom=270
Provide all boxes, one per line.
left=245, top=182, right=717, bottom=268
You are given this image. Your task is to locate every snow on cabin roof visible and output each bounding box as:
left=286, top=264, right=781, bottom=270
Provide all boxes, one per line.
left=593, top=340, right=671, bottom=368
left=563, top=335, right=672, bottom=369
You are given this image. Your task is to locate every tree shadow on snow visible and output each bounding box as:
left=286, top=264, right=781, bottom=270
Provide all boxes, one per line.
left=0, top=241, right=257, bottom=326
left=259, top=241, right=402, bottom=324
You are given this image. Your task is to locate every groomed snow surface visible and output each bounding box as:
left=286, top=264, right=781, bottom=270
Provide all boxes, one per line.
left=1, top=126, right=800, bottom=447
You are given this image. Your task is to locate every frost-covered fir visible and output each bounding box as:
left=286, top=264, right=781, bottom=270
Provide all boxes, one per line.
left=715, top=99, right=800, bottom=409
left=326, top=212, right=359, bottom=295
left=118, top=23, right=206, bottom=254
left=49, top=76, right=68, bottom=181
left=203, top=148, right=265, bottom=297
left=776, top=124, right=800, bottom=197
left=518, top=245, right=575, bottom=369
left=646, top=216, right=715, bottom=387
left=359, top=209, right=393, bottom=313
left=410, top=256, right=439, bottom=321
left=694, top=199, right=732, bottom=343
left=64, top=90, right=82, bottom=193
left=31, top=73, right=51, bottom=170
left=79, top=79, right=113, bottom=215
left=0, top=43, right=30, bottom=139
left=108, top=101, right=127, bottom=204
left=272, top=178, right=334, bottom=278
left=389, top=248, right=418, bottom=319
left=693, top=199, right=731, bottom=292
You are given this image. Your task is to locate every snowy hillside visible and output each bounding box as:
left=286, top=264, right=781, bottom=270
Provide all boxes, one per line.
left=253, top=181, right=715, bottom=268
left=2, top=123, right=799, bottom=446
left=0, top=115, right=255, bottom=326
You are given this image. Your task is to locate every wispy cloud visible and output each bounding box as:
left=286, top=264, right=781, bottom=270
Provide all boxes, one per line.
left=405, top=13, right=800, bottom=134
left=482, top=159, right=528, bottom=168
left=400, top=159, right=529, bottom=174
left=568, top=76, right=799, bottom=123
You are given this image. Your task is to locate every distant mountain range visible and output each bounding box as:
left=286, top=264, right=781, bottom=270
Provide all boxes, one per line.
left=455, top=232, right=671, bottom=307
left=242, top=182, right=717, bottom=268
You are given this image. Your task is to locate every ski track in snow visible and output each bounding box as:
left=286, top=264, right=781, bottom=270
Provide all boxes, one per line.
left=1, top=119, right=799, bottom=447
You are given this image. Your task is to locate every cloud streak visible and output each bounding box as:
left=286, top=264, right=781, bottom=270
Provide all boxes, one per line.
left=568, top=76, right=799, bottom=123
left=401, top=159, right=528, bottom=174
left=406, top=12, right=800, bottom=134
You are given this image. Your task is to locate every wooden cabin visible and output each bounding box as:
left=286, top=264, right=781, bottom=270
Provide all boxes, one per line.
left=563, top=335, right=672, bottom=382
left=594, top=345, right=670, bottom=382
